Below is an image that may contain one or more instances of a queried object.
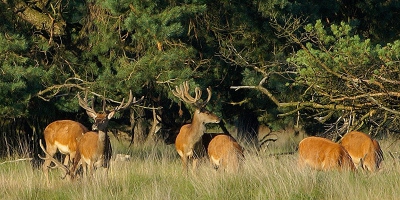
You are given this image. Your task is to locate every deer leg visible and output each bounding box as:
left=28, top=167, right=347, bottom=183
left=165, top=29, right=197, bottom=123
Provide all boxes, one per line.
left=88, top=162, right=94, bottom=178
left=181, top=156, right=189, bottom=174
left=63, top=155, right=70, bottom=166
left=70, top=152, right=82, bottom=181
left=192, top=158, right=198, bottom=172
left=81, top=161, right=87, bottom=179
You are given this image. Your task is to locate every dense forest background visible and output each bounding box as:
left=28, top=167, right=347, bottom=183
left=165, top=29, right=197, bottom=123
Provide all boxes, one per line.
left=1, top=0, right=400, bottom=160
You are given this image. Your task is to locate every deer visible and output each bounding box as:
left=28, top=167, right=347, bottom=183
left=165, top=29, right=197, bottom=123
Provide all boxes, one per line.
left=340, top=131, right=384, bottom=172
left=172, top=81, right=221, bottom=173
left=40, top=119, right=89, bottom=185
left=298, top=136, right=356, bottom=171
left=207, top=134, right=244, bottom=173
left=71, top=90, right=143, bottom=178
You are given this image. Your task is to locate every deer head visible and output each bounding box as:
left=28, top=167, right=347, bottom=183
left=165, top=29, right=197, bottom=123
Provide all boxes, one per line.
left=77, top=90, right=143, bottom=131
left=172, top=81, right=219, bottom=124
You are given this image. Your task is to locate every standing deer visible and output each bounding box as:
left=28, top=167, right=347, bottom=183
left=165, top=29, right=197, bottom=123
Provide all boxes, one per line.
left=71, top=90, right=142, bottom=178
left=340, top=131, right=384, bottom=172
left=172, top=81, right=221, bottom=173
left=207, top=134, right=244, bottom=173
left=41, top=120, right=89, bottom=185
left=298, top=136, right=355, bottom=171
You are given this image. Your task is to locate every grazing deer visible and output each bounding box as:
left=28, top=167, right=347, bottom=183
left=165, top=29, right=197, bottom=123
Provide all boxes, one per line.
left=298, top=137, right=355, bottom=171
left=207, top=134, right=244, bottom=173
left=340, top=131, right=384, bottom=172
left=41, top=120, right=89, bottom=185
left=172, top=81, right=221, bottom=173
left=71, top=90, right=142, bottom=178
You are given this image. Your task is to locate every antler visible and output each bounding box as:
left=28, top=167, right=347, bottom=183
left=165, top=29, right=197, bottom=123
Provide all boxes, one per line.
left=38, top=139, right=70, bottom=179
left=113, top=90, right=144, bottom=112
left=78, top=90, right=144, bottom=114
left=77, top=91, right=96, bottom=116
left=172, top=81, right=212, bottom=108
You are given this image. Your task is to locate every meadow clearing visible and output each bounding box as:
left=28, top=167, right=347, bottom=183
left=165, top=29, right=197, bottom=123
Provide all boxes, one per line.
left=1, top=132, right=399, bottom=200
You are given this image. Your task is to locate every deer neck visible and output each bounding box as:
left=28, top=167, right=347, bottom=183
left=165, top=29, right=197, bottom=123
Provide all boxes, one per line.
left=189, top=112, right=207, bottom=142
left=96, top=129, right=107, bottom=155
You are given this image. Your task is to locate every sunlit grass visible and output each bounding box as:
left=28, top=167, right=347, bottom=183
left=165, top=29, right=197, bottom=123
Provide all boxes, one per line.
left=0, top=136, right=399, bottom=200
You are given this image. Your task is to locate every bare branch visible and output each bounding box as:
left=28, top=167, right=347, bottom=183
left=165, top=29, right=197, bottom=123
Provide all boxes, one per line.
left=0, top=158, right=33, bottom=165
left=368, top=96, right=400, bottom=115
left=36, top=77, right=90, bottom=101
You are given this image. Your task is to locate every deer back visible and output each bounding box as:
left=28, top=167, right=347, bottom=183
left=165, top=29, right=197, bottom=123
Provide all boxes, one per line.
left=298, top=136, right=355, bottom=171
left=43, top=120, right=88, bottom=154
left=340, top=131, right=383, bottom=172
left=207, top=134, right=244, bottom=173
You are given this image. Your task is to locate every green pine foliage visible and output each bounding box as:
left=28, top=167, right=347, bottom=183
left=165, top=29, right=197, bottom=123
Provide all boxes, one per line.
left=288, top=20, right=400, bottom=99
left=0, top=34, right=45, bottom=117
left=285, top=19, right=400, bottom=133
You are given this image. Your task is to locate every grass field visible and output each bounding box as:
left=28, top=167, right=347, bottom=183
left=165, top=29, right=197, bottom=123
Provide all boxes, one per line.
left=1, top=134, right=399, bottom=200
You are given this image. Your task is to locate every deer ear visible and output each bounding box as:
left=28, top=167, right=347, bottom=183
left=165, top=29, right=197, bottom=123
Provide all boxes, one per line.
left=107, top=111, right=116, bottom=119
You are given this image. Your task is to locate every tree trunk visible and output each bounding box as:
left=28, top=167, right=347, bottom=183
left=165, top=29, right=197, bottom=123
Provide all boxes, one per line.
left=130, top=107, right=148, bottom=146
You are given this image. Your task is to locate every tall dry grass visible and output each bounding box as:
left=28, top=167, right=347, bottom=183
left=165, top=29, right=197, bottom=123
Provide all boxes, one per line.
left=1, top=135, right=399, bottom=200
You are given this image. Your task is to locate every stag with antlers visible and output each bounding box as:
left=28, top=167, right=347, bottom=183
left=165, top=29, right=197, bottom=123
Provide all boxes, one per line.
left=71, top=90, right=143, bottom=178
left=172, top=81, right=221, bottom=173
